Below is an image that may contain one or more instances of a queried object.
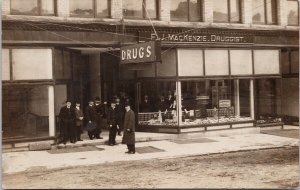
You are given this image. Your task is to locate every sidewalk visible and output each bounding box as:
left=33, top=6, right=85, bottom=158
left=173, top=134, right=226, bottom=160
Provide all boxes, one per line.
left=3, top=132, right=298, bottom=174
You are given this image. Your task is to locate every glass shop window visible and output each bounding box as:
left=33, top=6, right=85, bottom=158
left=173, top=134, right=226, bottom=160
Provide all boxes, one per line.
left=54, top=49, right=72, bottom=80
left=10, top=0, right=55, bottom=16
left=256, top=79, right=282, bottom=125
left=12, top=49, right=53, bottom=80
left=2, top=49, right=10, bottom=81
left=180, top=80, right=252, bottom=126
left=287, top=0, right=299, bottom=26
left=252, top=0, right=277, bottom=25
left=70, top=0, right=110, bottom=18
left=170, top=0, right=203, bottom=22
left=2, top=85, right=51, bottom=138
left=138, top=81, right=178, bottom=126
left=123, top=0, right=158, bottom=20
left=212, top=0, right=241, bottom=23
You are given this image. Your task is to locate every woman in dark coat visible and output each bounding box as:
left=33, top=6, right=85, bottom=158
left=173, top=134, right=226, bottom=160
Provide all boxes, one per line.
left=122, top=103, right=136, bottom=154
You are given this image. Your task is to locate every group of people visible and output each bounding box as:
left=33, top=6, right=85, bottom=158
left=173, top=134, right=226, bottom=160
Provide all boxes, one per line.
left=58, top=96, right=136, bottom=154
left=140, top=92, right=176, bottom=113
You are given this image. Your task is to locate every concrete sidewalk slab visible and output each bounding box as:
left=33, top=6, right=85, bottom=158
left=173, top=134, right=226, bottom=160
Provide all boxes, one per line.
left=3, top=133, right=298, bottom=174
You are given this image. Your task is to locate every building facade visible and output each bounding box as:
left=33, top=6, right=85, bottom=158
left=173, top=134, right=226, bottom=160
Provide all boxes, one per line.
left=2, top=0, right=299, bottom=143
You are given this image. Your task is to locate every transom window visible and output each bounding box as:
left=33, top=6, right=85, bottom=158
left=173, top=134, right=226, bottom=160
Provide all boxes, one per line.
left=287, top=0, right=299, bottom=26
left=10, top=0, right=55, bottom=16
left=252, top=0, right=277, bottom=25
left=170, top=0, right=203, bottom=22
left=212, top=0, right=241, bottom=23
left=69, top=0, right=111, bottom=18
left=123, top=0, right=158, bottom=20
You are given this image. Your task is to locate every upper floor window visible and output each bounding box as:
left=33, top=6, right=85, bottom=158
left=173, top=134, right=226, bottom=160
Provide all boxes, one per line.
left=70, top=0, right=110, bottom=18
left=213, top=0, right=241, bottom=23
left=10, top=0, right=55, bottom=16
left=170, top=0, right=203, bottom=22
left=287, top=0, right=299, bottom=26
left=252, top=0, right=277, bottom=25
left=123, top=0, right=158, bottom=19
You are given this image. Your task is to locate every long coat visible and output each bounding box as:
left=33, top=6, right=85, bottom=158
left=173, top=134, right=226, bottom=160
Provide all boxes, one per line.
left=122, top=109, right=135, bottom=145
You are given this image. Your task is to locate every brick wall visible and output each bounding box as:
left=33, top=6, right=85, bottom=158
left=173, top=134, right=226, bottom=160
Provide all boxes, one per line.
left=57, top=0, right=69, bottom=17
left=277, top=0, right=288, bottom=26
left=111, top=0, right=122, bottom=19
left=2, top=0, right=10, bottom=15
left=203, top=0, right=213, bottom=23
left=160, top=0, right=170, bottom=21
left=242, top=0, right=252, bottom=25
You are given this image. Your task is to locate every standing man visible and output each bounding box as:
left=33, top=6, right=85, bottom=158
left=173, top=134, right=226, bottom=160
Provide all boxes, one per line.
left=94, top=97, right=104, bottom=139
left=140, top=95, right=152, bottom=112
left=122, top=103, right=136, bottom=154
left=107, top=101, right=119, bottom=146
left=74, top=101, right=84, bottom=141
left=115, top=97, right=124, bottom=136
left=85, top=99, right=97, bottom=140
left=59, top=100, right=76, bottom=144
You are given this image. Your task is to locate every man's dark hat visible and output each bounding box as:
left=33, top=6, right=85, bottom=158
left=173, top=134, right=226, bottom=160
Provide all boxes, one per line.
left=66, top=99, right=72, bottom=103
left=124, top=102, right=130, bottom=107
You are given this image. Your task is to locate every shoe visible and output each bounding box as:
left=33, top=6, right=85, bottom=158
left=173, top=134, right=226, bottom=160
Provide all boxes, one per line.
left=128, top=151, right=135, bottom=154
left=108, top=143, right=113, bottom=146
left=89, top=136, right=94, bottom=140
left=78, top=139, right=83, bottom=141
left=99, top=137, right=103, bottom=139
left=63, top=142, right=66, bottom=145
left=125, top=151, right=130, bottom=154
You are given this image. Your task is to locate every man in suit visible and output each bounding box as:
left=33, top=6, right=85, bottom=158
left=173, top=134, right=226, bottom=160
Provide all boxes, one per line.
left=122, top=103, right=136, bottom=154
left=59, top=100, right=76, bottom=144
left=107, top=101, right=119, bottom=146
left=85, top=99, right=98, bottom=140
left=94, top=97, right=104, bottom=139
left=140, top=95, right=152, bottom=112
left=74, top=101, right=84, bottom=141
left=115, top=97, right=124, bottom=136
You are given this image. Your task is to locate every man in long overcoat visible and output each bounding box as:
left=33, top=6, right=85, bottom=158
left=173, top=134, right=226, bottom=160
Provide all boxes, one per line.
left=122, top=103, right=136, bottom=154
left=59, top=100, right=76, bottom=144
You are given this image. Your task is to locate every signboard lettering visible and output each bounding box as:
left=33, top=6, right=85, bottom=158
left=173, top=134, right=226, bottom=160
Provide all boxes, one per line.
left=120, top=41, right=161, bottom=64
left=140, top=32, right=253, bottom=44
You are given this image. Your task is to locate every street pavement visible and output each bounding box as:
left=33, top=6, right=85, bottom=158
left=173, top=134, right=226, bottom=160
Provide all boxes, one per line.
left=2, top=127, right=298, bottom=174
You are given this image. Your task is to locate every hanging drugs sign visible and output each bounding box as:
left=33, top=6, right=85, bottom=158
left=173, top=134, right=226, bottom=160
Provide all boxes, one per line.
left=120, top=41, right=161, bottom=64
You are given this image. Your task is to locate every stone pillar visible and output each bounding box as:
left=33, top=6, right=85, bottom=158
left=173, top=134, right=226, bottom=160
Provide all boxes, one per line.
left=111, top=0, right=123, bottom=19
left=203, top=0, right=213, bottom=23
left=57, top=0, right=69, bottom=17
left=242, top=0, right=252, bottom=24
left=2, top=0, right=11, bottom=15
left=277, top=0, right=288, bottom=26
left=160, top=0, right=170, bottom=21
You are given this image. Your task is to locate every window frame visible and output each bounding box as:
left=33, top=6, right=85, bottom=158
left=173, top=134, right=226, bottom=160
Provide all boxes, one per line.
left=286, top=0, right=299, bottom=26
left=10, top=0, right=57, bottom=16
left=252, top=0, right=278, bottom=25
left=69, top=0, right=111, bottom=18
left=170, top=0, right=203, bottom=22
left=213, top=0, right=242, bottom=23
left=123, top=0, right=159, bottom=20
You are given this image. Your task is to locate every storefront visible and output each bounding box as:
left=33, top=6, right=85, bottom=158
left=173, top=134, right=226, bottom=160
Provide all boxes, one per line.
left=118, top=29, right=298, bottom=133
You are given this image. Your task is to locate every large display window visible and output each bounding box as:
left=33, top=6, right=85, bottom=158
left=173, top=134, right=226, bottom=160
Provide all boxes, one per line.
left=138, top=81, right=178, bottom=126
left=137, top=79, right=253, bottom=127
left=2, top=85, right=55, bottom=138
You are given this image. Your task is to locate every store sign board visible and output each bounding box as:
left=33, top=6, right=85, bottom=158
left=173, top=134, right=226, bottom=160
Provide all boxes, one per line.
left=219, top=100, right=231, bottom=108
left=120, top=41, right=161, bottom=64
left=139, top=32, right=253, bottom=44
